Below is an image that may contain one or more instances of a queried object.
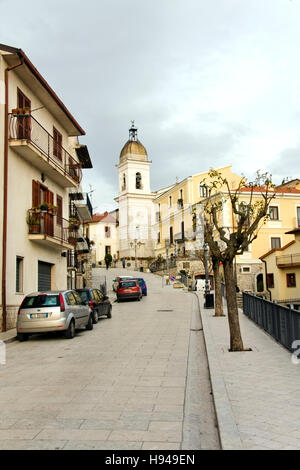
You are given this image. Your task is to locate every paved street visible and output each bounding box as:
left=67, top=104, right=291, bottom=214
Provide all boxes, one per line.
left=0, top=269, right=220, bottom=450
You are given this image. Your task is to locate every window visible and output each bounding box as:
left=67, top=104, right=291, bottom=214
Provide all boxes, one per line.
left=170, top=226, right=173, bottom=244
left=181, top=221, right=185, bottom=239
left=105, top=246, right=111, bottom=255
left=287, top=273, right=296, bottom=288
left=241, top=266, right=251, bottom=273
left=17, top=88, right=31, bottom=139
left=105, top=226, right=111, bottom=238
left=53, top=127, right=62, bottom=161
left=65, top=292, right=77, bottom=305
left=297, top=207, right=300, bottom=227
left=271, top=237, right=281, bottom=250
left=199, top=185, right=208, bottom=198
left=269, top=206, right=279, bottom=220
left=136, top=172, right=142, bottom=189
left=169, top=196, right=172, bottom=207
left=16, top=257, right=23, bottom=293
left=57, top=195, right=63, bottom=226
left=267, top=274, right=274, bottom=289
left=157, top=232, right=161, bottom=244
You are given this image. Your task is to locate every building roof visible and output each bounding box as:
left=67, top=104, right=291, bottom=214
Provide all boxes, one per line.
left=0, top=43, right=85, bottom=136
left=260, top=241, right=296, bottom=260
left=120, top=140, right=148, bottom=161
left=90, top=211, right=118, bottom=224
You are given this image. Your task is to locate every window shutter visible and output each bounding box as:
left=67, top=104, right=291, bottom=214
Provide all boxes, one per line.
left=32, top=180, right=40, bottom=207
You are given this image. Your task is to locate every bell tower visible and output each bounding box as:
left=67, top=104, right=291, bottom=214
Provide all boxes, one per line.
left=115, top=122, right=155, bottom=261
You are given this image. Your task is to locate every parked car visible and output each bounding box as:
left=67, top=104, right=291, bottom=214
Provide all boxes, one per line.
left=76, top=288, right=112, bottom=323
left=131, top=278, right=147, bottom=296
left=112, top=276, right=133, bottom=292
left=16, top=290, right=93, bottom=341
left=116, top=280, right=142, bottom=302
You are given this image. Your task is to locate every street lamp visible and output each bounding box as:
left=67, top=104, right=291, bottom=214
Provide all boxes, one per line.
left=203, top=242, right=214, bottom=308
left=130, top=239, right=143, bottom=270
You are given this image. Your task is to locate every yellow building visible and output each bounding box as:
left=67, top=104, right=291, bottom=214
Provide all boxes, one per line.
left=260, top=229, right=300, bottom=308
left=153, top=165, right=242, bottom=259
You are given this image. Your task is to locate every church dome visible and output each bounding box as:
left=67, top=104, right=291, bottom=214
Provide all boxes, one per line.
left=120, top=122, right=148, bottom=163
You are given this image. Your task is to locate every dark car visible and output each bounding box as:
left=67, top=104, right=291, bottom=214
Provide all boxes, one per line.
left=116, top=280, right=142, bottom=302
left=131, top=278, right=147, bottom=296
left=76, top=288, right=112, bottom=323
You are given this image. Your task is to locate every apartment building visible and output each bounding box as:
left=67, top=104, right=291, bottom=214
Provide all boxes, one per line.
left=0, top=43, right=92, bottom=330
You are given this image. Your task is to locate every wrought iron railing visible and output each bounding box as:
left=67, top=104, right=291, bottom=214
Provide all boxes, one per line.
left=27, top=210, right=77, bottom=245
left=9, top=114, right=82, bottom=184
left=243, top=292, right=300, bottom=352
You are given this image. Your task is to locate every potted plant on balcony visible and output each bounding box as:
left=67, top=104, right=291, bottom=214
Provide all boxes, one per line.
left=40, top=203, right=49, bottom=213
left=69, top=217, right=80, bottom=230
left=26, top=213, right=40, bottom=234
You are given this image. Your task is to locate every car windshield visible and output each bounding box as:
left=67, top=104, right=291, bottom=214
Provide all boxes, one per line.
left=21, top=295, right=60, bottom=308
left=77, top=291, right=90, bottom=303
left=120, top=281, right=136, bottom=288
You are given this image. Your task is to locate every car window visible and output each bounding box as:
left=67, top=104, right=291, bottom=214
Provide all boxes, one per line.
left=92, top=290, right=100, bottom=302
left=21, top=295, right=59, bottom=308
left=77, top=290, right=89, bottom=303
left=120, top=281, right=137, bottom=288
left=96, top=290, right=104, bottom=301
left=65, top=292, right=77, bottom=305
left=73, top=291, right=83, bottom=305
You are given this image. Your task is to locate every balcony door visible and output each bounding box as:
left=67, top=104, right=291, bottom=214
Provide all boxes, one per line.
left=32, top=181, right=54, bottom=237
left=17, top=89, right=31, bottom=139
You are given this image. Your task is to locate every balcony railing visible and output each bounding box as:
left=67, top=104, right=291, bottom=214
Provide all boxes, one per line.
left=9, top=114, right=82, bottom=185
left=27, top=210, right=76, bottom=247
left=276, top=253, right=300, bottom=268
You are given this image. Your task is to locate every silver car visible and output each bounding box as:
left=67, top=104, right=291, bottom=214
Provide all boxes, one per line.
left=16, top=290, right=93, bottom=341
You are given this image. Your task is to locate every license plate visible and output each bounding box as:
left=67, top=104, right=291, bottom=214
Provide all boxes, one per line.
left=30, top=313, right=49, bottom=319
left=124, top=290, right=132, bottom=293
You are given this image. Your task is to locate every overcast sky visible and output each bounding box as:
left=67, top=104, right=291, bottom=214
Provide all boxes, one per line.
left=2, top=0, right=300, bottom=213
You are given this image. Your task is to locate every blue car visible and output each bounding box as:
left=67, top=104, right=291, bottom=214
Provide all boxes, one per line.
left=132, top=278, right=147, bottom=296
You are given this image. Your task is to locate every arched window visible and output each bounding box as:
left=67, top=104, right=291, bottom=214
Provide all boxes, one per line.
left=136, top=172, right=142, bottom=189
left=122, top=174, right=126, bottom=191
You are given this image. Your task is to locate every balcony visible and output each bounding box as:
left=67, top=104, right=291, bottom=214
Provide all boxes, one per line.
left=276, top=253, right=300, bottom=268
left=27, top=210, right=75, bottom=250
left=72, top=193, right=93, bottom=221
left=9, top=114, right=82, bottom=187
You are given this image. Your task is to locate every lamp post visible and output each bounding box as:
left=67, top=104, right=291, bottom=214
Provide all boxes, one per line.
left=130, top=239, right=143, bottom=270
left=203, top=242, right=214, bottom=308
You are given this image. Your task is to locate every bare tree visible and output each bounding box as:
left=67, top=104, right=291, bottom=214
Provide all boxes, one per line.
left=201, top=169, right=276, bottom=351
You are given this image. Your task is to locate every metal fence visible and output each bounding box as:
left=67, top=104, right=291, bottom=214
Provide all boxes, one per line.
left=243, top=292, right=300, bottom=352
left=149, top=258, right=177, bottom=273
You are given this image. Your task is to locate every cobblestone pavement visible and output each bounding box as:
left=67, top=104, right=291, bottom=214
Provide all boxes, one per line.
left=197, top=294, right=300, bottom=450
left=0, top=269, right=220, bottom=450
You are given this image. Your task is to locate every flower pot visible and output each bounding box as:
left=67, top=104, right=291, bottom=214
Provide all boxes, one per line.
left=29, top=225, right=40, bottom=234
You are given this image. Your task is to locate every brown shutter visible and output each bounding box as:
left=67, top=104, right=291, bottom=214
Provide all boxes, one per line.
left=57, top=195, right=63, bottom=226
left=32, top=180, right=41, bottom=207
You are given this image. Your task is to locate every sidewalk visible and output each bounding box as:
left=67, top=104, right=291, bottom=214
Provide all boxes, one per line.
left=195, top=292, right=300, bottom=450
left=0, top=328, right=17, bottom=344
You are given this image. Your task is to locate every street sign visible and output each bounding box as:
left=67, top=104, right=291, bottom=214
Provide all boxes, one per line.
left=170, top=276, right=176, bottom=281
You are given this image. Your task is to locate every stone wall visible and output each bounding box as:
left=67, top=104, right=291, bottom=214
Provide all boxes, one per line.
left=0, top=305, right=18, bottom=331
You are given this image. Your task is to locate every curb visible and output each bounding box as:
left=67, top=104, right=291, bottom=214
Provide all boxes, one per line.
left=0, top=330, right=17, bottom=344
left=194, top=293, right=244, bottom=450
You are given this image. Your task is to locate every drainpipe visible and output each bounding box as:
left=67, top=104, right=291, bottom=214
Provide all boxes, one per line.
left=261, top=258, right=272, bottom=301
left=2, top=57, right=24, bottom=332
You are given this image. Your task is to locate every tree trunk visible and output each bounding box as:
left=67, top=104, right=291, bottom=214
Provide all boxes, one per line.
left=223, top=259, right=244, bottom=351
left=212, top=257, right=224, bottom=317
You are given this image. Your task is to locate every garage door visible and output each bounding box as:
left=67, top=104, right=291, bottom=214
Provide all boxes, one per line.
left=38, top=261, right=52, bottom=291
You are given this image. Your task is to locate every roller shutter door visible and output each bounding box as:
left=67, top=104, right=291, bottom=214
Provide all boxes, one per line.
left=38, top=261, right=52, bottom=291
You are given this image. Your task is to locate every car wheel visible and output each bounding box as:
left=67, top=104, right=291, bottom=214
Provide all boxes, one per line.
left=137, top=296, right=141, bottom=301
left=65, top=320, right=75, bottom=339
left=92, top=310, right=98, bottom=324
left=86, top=314, right=93, bottom=330
left=17, top=332, right=29, bottom=342
left=107, top=305, right=112, bottom=319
